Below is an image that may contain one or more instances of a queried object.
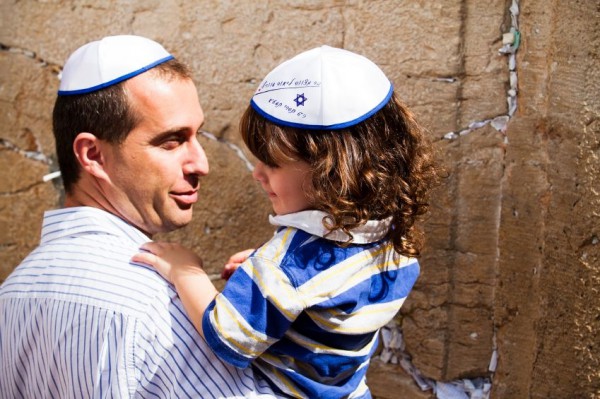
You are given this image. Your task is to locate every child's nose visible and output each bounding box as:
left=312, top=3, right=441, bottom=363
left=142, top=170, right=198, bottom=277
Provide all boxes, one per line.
left=252, top=161, right=266, bottom=182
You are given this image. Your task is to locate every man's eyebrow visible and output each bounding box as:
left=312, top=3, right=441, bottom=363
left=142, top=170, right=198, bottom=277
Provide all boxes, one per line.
left=148, top=129, right=188, bottom=145
left=158, top=123, right=204, bottom=137
left=157, top=128, right=187, bottom=137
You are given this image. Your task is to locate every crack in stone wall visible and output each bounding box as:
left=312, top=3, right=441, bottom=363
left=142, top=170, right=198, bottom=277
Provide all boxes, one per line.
left=1, top=43, right=61, bottom=186
left=0, top=138, right=53, bottom=165
left=200, top=130, right=254, bottom=171
left=375, top=1, right=520, bottom=398
left=442, top=0, right=519, bottom=143
left=0, top=1, right=523, bottom=397
left=0, top=42, right=61, bottom=71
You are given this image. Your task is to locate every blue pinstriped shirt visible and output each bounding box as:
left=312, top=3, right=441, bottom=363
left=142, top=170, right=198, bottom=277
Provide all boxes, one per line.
left=0, top=207, right=276, bottom=399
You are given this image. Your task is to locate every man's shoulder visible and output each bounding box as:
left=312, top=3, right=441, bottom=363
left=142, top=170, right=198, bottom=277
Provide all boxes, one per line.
left=2, top=233, right=176, bottom=318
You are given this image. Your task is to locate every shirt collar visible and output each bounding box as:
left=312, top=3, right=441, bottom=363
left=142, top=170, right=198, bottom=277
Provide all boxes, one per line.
left=40, top=206, right=150, bottom=246
left=269, top=210, right=391, bottom=244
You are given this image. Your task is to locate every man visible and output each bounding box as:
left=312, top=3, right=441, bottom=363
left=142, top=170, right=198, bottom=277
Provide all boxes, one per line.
left=0, top=35, right=275, bottom=398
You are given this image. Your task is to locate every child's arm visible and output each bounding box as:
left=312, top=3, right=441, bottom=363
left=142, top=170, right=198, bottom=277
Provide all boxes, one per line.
left=221, top=248, right=255, bottom=280
left=132, top=242, right=217, bottom=338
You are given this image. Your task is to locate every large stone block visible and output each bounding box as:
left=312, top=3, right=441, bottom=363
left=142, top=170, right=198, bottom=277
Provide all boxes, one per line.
left=492, top=0, right=600, bottom=397
left=459, top=0, right=510, bottom=125
left=0, top=51, right=57, bottom=157
left=0, top=158, right=59, bottom=279
left=344, top=1, right=462, bottom=77
left=344, top=1, right=463, bottom=137
left=404, top=126, right=505, bottom=381
left=2, top=1, right=599, bottom=397
left=403, top=306, right=448, bottom=379
left=367, top=359, right=433, bottom=399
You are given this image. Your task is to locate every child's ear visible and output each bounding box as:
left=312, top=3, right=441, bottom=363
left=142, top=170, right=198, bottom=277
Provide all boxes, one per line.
left=72, top=132, right=109, bottom=181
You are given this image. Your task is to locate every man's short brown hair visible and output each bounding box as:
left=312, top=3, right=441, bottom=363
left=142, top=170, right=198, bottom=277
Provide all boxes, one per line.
left=52, top=59, right=192, bottom=194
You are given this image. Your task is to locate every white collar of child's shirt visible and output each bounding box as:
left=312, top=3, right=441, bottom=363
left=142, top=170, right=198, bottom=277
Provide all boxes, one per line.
left=269, top=210, right=392, bottom=244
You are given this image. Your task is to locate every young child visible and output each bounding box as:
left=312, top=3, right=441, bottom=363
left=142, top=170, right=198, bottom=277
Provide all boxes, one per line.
left=134, top=45, right=439, bottom=399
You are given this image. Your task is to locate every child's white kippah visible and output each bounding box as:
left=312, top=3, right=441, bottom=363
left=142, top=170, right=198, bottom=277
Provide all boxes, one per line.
left=58, top=35, right=174, bottom=96
left=251, top=45, right=393, bottom=130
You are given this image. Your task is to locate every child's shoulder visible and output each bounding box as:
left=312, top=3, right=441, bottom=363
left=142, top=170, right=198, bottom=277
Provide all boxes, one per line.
left=254, top=225, right=319, bottom=264
left=255, top=225, right=382, bottom=280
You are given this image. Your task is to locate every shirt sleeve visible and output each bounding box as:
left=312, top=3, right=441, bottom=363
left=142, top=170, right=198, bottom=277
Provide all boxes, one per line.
left=133, top=287, right=258, bottom=397
left=203, top=254, right=306, bottom=368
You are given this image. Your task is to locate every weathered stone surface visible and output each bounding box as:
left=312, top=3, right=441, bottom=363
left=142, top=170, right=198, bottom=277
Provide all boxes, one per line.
left=367, top=359, right=434, bottom=399
left=0, top=47, right=59, bottom=277
left=460, top=0, right=508, bottom=125
left=1, top=1, right=599, bottom=398
left=402, top=305, right=448, bottom=379
left=491, top=1, right=600, bottom=398
left=404, top=126, right=505, bottom=380
left=0, top=151, right=59, bottom=277
left=0, top=51, right=56, bottom=159
left=344, top=1, right=463, bottom=136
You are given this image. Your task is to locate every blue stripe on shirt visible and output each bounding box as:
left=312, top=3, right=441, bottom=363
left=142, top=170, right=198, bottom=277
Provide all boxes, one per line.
left=0, top=206, right=277, bottom=399
left=205, top=222, right=418, bottom=398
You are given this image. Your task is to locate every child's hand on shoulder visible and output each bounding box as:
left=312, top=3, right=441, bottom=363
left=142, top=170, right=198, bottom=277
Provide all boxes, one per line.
left=222, top=248, right=254, bottom=280
left=133, top=242, right=204, bottom=284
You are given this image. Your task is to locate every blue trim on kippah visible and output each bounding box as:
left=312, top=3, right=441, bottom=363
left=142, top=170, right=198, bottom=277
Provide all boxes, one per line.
left=57, top=55, right=175, bottom=96
left=250, top=84, right=394, bottom=131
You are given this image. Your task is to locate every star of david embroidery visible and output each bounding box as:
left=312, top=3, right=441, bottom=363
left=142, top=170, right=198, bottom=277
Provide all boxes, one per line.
left=294, top=93, right=307, bottom=106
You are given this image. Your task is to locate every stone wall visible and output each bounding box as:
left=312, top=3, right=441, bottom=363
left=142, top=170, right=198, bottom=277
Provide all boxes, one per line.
left=1, top=0, right=598, bottom=398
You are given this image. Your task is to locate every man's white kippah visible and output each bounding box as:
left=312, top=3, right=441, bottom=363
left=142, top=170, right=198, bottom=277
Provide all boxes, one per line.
left=58, top=35, right=174, bottom=96
left=251, top=45, right=393, bottom=130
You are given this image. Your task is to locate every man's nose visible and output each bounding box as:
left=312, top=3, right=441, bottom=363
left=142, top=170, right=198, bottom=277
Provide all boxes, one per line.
left=183, top=138, right=209, bottom=176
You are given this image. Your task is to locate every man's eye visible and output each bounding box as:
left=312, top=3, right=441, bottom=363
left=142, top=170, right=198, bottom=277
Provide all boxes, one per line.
left=159, top=136, right=185, bottom=149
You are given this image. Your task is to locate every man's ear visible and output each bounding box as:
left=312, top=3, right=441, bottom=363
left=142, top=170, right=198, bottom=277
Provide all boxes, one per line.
left=73, top=132, right=110, bottom=180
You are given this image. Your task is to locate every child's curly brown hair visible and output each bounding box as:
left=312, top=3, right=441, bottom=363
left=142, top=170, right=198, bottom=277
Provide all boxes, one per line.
left=240, top=91, right=440, bottom=258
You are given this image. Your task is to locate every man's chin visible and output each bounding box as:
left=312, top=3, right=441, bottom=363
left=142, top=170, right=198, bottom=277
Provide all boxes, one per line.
left=149, top=212, right=194, bottom=236
left=169, top=212, right=194, bottom=229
